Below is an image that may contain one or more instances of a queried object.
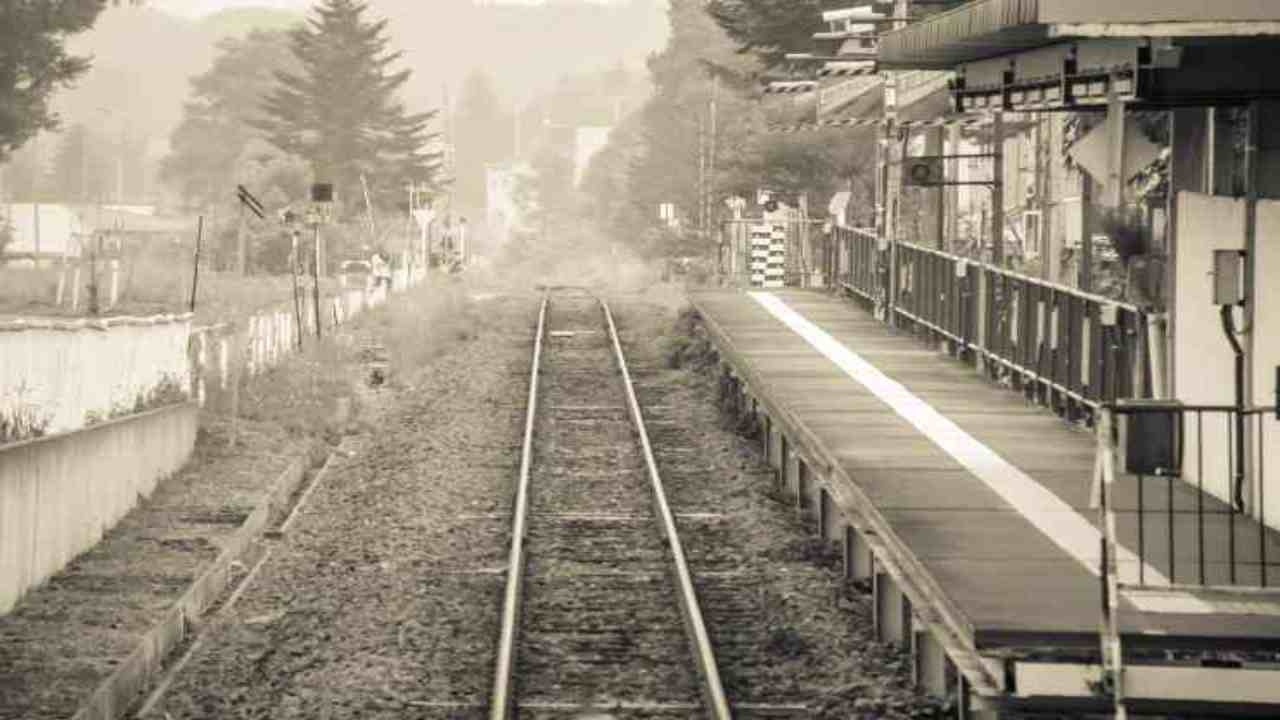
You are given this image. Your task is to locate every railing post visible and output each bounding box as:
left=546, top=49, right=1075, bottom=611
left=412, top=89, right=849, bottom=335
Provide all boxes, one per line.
left=975, top=267, right=990, bottom=374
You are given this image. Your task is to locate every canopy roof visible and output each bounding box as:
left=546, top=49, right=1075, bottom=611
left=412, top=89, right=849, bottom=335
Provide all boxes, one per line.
left=880, top=0, right=1280, bottom=69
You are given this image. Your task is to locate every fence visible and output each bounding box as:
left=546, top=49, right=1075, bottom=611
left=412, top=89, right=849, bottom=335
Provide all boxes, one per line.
left=831, top=230, right=1157, bottom=418
left=190, top=266, right=425, bottom=400
left=0, top=314, right=192, bottom=438
left=0, top=402, right=199, bottom=614
left=835, top=225, right=880, bottom=303
left=1096, top=403, right=1280, bottom=592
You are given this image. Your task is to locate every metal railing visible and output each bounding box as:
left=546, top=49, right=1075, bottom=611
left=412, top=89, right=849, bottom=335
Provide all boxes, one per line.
left=1098, top=403, right=1280, bottom=591
left=1094, top=402, right=1280, bottom=715
left=882, top=240, right=1153, bottom=414
left=834, top=225, right=879, bottom=303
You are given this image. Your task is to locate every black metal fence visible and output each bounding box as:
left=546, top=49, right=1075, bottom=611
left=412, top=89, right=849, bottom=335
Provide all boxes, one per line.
left=831, top=234, right=1156, bottom=417
left=1103, top=404, right=1280, bottom=590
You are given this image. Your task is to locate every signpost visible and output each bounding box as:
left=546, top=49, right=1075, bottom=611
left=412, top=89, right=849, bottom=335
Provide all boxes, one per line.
left=308, top=183, right=335, bottom=339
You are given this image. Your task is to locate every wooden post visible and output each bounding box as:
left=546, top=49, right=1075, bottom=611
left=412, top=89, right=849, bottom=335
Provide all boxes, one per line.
left=229, top=337, right=241, bottom=448
left=108, top=258, right=119, bottom=310
left=312, top=224, right=323, bottom=339
left=236, top=202, right=247, bottom=276
left=290, top=231, right=304, bottom=349
left=88, top=233, right=102, bottom=315
left=190, top=215, right=203, bottom=312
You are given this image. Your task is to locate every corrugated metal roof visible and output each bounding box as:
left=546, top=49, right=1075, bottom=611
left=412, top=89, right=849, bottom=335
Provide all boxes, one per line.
left=880, top=0, right=1280, bottom=69
left=879, top=0, right=1045, bottom=69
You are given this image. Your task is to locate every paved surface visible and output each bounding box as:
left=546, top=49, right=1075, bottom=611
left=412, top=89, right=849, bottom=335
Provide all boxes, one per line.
left=693, top=289, right=1280, bottom=649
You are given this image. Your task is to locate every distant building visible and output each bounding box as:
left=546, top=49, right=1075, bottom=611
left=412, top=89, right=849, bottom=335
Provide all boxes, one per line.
left=573, top=126, right=612, bottom=187
left=1, top=204, right=86, bottom=260
left=1, top=203, right=193, bottom=263
left=485, top=162, right=534, bottom=249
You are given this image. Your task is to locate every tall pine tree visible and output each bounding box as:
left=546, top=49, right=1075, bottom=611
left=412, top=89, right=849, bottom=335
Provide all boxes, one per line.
left=257, top=0, right=441, bottom=211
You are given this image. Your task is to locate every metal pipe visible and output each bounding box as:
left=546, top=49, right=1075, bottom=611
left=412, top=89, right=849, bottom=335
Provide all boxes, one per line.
left=1222, top=304, right=1247, bottom=512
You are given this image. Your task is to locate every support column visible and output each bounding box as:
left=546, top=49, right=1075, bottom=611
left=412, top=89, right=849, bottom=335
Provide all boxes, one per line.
left=1080, top=174, right=1095, bottom=292
left=991, top=112, right=1005, bottom=267
left=1166, top=108, right=1210, bottom=400
left=874, top=571, right=910, bottom=645
left=926, top=126, right=945, bottom=249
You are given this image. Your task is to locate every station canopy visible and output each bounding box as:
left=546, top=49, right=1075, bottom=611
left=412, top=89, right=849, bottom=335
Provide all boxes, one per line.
left=879, top=0, right=1280, bottom=111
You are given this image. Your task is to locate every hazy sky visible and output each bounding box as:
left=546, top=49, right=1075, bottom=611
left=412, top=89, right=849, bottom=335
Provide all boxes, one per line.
left=152, top=0, right=311, bottom=17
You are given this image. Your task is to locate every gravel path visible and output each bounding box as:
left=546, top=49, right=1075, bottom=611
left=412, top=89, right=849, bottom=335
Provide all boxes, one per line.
left=146, top=292, right=539, bottom=719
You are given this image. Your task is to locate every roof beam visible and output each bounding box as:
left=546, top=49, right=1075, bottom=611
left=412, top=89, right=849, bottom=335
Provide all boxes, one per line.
left=1049, top=21, right=1280, bottom=39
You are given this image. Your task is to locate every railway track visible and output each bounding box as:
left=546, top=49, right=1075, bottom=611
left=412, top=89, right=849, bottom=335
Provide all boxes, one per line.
left=491, top=288, right=733, bottom=720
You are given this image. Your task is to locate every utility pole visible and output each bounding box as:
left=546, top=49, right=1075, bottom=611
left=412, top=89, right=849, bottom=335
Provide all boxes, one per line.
left=698, top=113, right=707, bottom=237
left=312, top=221, right=322, bottom=339
left=116, top=123, right=126, bottom=204
left=709, top=74, right=719, bottom=249
left=992, top=111, right=1005, bottom=268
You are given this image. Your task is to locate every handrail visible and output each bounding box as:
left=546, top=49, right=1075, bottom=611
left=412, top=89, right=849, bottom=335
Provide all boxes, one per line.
left=602, top=300, right=734, bottom=720
left=489, top=291, right=548, bottom=720
left=897, top=239, right=1142, bottom=313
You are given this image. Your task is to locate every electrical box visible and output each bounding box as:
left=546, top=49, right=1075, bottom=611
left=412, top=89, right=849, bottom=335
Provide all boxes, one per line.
left=1119, top=399, right=1183, bottom=477
left=1213, top=249, right=1245, bottom=306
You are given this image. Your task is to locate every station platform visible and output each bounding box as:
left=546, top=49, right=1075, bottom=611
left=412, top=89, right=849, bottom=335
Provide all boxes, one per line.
left=691, top=288, right=1280, bottom=717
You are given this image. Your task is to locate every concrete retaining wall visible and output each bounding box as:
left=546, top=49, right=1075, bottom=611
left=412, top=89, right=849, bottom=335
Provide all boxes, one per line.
left=0, top=315, right=192, bottom=436
left=0, top=402, right=199, bottom=614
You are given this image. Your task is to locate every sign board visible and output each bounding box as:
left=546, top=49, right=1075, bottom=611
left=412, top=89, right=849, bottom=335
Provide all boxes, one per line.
left=1066, top=118, right=1162, bottom=196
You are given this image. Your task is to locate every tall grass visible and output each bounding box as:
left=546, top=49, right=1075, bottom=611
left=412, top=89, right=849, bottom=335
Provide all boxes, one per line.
left=0, top=254, right=339, bottom=327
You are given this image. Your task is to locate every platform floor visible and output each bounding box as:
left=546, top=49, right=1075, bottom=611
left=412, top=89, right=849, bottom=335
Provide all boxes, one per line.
left=692, top=289, right=1280, bottom=650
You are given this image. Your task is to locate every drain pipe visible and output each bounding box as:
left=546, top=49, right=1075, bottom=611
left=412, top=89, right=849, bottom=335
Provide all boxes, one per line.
left=1221, top=304, right=1247, bottom=512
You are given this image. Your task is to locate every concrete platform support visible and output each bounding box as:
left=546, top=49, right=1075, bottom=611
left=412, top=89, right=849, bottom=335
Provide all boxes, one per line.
left=843, top=526, right=875, bottom=581
left=795, top=456, right=808, bottom=514
left=762, top=413, right=773, bottom=465
left=874, top=570, right=912, bottom=645
left=776, top=431, right=787, bottom=488
left=913, top=628, right=954, bottom=699
left=819, top=487, right=835, bottom=543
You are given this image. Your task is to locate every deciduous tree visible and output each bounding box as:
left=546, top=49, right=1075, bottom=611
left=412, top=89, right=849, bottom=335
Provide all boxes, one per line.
left=0, top=0, right=105, bottom=162
left=161, top=30, right=299, bottom=208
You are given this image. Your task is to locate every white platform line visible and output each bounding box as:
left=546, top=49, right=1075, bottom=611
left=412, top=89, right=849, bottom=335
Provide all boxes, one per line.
left=749, top=292, right=1178, bottom=598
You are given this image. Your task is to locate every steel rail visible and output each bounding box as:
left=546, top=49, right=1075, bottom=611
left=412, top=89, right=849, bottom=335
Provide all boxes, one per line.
left=601, top=300, right=734, bottom=720
left=490, top=291, right=548, bottom=720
